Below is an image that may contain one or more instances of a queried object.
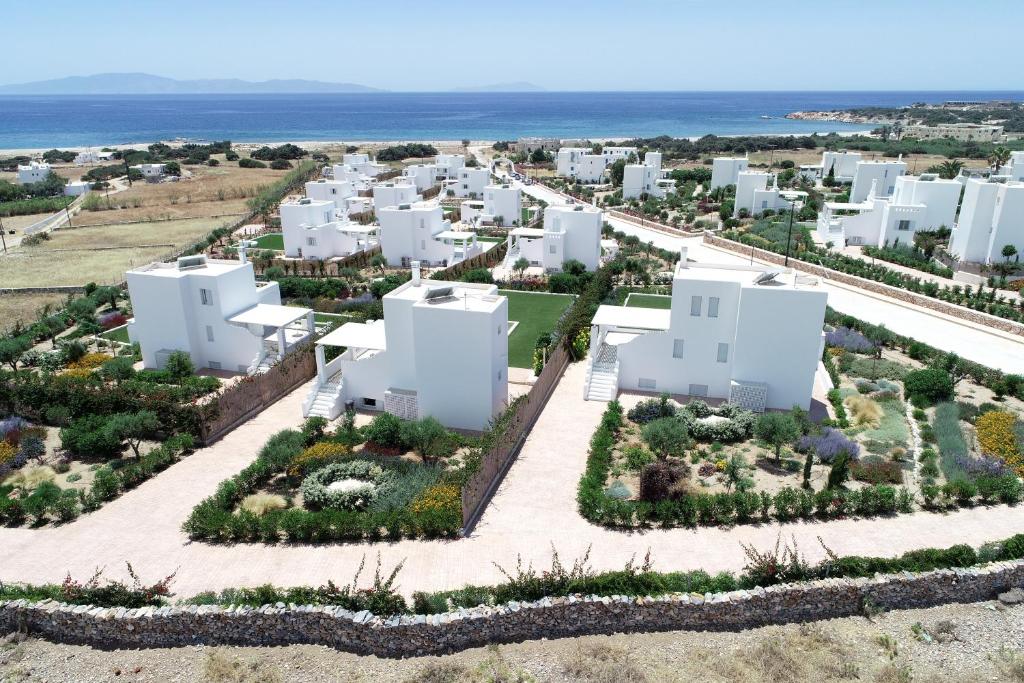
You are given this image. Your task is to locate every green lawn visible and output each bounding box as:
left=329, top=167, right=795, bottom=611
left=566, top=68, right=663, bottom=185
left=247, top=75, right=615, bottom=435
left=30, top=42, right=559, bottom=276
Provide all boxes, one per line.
left=625, top=293, right=672, bottom=310
left=100, top=326, right=130, bottom=343
left=314, top=312, right=355, bottom=324
left=499, top=290, right=574, bottom=368
left=478, top=236, right=505, bottom=243
left=254, top=233, right=284, bottom=250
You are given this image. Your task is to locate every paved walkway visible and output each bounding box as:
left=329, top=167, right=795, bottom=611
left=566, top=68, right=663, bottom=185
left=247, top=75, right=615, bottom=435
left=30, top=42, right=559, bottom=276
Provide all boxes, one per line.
left=3, top=363, right=1024, bottom=599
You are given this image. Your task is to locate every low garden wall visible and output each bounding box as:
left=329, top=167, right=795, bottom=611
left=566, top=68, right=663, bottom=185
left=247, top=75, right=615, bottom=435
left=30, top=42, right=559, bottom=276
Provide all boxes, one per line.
left=267, top=246, right=382, bottom=275
left=2, top=560, right=1021, bottom=657
left=704, top=234, right=1024, bottom=338
left=431, top=242, right=509, bottom=282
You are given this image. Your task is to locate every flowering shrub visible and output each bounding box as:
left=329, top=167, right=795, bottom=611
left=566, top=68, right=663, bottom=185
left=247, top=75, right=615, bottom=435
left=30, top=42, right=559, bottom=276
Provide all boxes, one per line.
left=410, top=484, right=460, bottom=515
left=0, top=442, right=16, bottom=466
left=850, top=456, right=904, bottom=485
left=825, top=327, right=875, bottom=353
left=287, top=442, right=350, bottom=477
left=300, top=460, right=394, bottom=511
left=98, top=312, right=128, bottom=330
left=976, top=411, right=1022, bottom=474
left=0, top=416, right=29, bottom=445
left=627, top=394, right=676, bottom=424
left=796, top=428, right=860, bottom=464
left=67, top=352, right=113, bottom=371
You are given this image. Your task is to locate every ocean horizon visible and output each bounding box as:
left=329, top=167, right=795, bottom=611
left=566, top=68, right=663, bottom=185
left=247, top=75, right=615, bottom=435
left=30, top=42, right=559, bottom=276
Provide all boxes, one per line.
left=1, top=90, right=1022, bottom=150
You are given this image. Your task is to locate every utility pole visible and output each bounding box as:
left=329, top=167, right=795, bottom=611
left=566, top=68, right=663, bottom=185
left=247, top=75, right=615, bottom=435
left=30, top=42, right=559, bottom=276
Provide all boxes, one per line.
left=63, top=196, right=73, bottom=229
left=123, top=157, right=133, bottom=187
left=0, top=215, right=7, bottom=254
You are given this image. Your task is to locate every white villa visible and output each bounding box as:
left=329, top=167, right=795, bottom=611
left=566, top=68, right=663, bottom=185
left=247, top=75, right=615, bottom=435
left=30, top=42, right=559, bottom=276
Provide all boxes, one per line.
left=732, top=172, right=804, bottom=217
left=622, top=152, right=674, bottom=199
left=850, top=159, right=907, bottom=203
left=126, top=254, right=314, bottom=375
left=1008, top=151, right=1024, bottom=182
left=342, top=153, right=387, bottom=177
left=304, top=267, right=508, bottom=430
left=503, top=202, right=602, bottom=273
left=378, top=200, right=482, bottom=267
left=434, top=153, right=465, bottom=179
left=280, top=197, right=378, bottom=260
left=373, top=180, right=421, bottom=213
left=710, top=157, right=749, bottom=190
left=331, top=164, right=372, bottom=191
left=402, top=163, right=438, bottom=192
left=17, top=161, right=51, bottom=184
left=584, top=250, right=827, bottom=411
left=949, top=177, right=1024, bottom=264
left=74, top=149, right=99, bottom=165
left=820, top=151, right=862, bottom=184
left=304, top=179, right=367, bottom=217
left=132, top=163, right=167, bottom=181
left=555, top=148, right=606, bottom=183
left=817, top=174, right=963, bottom=247
left=461, top=183, right=522, bottom=226
left=442, top=166, right=490, bottom=198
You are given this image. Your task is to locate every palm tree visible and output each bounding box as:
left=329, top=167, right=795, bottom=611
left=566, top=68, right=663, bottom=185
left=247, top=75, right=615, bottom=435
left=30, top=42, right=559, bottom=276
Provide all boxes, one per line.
left=936, top=160, right=964, bottom=180
left=989, top=146, right=1012, bottom=175
left=513, top=257, right=529, bottom=286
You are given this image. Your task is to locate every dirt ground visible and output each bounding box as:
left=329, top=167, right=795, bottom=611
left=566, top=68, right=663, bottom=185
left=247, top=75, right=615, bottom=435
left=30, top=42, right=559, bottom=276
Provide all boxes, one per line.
left=0, top=292, right=71, bottom=334
left=665, top=150, right=989, bottom=175
left=0, top=601, right=1020, bottom=682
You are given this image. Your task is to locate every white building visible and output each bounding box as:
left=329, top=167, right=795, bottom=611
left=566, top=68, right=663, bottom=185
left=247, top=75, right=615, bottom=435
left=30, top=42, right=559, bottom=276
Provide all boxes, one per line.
left=378, top=201, right=481, bottom=267
left=949, top=177, right=1024, bottom=264
left=443, top=166, right=490, bottom=198
left=511, top=137, right=560, bottom=154
left=305, top=269, right=508, bottom=430
left=710, top=157, right=749, bottom=190
left=402, top=163, right=438, bottom=192
left=850, top=159, right=907, bottom=203
left=17, top=161, right=51, bottom=184
left=622, top=152, right=673, bottom=199
left=817, top=174, right=963, bottom=247
left=820, top=151, right=862, bottom=184
left=126, top=254, right=314, bottom=375
left=331, top=164, right=372, bottom=191
left=73, top=150, right=98, bottom=165
left=585, top=250, right=827, bottom=411
left=1007, top=151, right=1024, bottom=182
left=462, top=183, right=522, bottom=226
left=280, top=197, right=378, bottom=260
left=342, top=153, right=387, bottom=177
left=131, top=163, right=167, bottom=181
left=904, top=123, right=1004, bottom=143
left=555, top=148, right=604, bottom=183
left=304, top=179, right=362, bottom=216
left=434, top=153, right=465, bottom=179
left=503, top=202, right=602, bottom=273
left=602, top=146, right=638, bottom=163
left=373, top=181, right=422, bottom=213
left=64, top=180, right=91, bottom=197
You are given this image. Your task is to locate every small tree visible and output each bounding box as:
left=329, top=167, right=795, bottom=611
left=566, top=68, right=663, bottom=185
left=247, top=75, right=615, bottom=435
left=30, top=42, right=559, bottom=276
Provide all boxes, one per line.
left=370, top=254, right=388, bottom=275
left=399, top=417, right=451, bottom=461
left=641, top=417, right=691, bottom=459
left=802, top=451, right=813, bottom=489
left=100, top=357, right=136, bottom=385
left=513, top=257, right=529, bottom=285
left=163, top=351, right=194, bottom=384
left=0, top=336, right=31, bottom=372
left=724, top=453, right=748, bottom=491
left=755, top=412, right=800, bottom=463
left=1002, top=244, right=1018, bottom=263
left=827, top=452, right=851, bottom=489
left=108, top=410, right=160, bottom=458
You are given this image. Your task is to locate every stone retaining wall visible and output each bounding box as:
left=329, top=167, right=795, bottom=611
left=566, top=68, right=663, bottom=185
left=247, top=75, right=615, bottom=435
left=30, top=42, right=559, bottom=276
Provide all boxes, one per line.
left=2, top=561, right=1021, bottom=658
left=704, top=234, right=1024, bottom=338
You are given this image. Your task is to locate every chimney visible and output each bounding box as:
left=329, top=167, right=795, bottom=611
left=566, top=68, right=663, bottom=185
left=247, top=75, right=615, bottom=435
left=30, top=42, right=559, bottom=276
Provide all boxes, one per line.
left=411, top=260, right=421, bottom=286
left=679, top=247, right=688, bottom=267
left=238, top=242, right=248, bottom=264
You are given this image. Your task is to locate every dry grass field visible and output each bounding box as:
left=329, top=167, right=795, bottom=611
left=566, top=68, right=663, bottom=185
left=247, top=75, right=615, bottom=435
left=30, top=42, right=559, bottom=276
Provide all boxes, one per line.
left=0, top=292, right=71, bottom=334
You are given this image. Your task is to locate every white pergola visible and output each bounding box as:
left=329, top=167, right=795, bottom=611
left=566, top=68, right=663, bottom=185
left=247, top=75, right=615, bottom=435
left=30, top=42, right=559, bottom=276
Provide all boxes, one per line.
left=228, top=304, right=315, bottom=361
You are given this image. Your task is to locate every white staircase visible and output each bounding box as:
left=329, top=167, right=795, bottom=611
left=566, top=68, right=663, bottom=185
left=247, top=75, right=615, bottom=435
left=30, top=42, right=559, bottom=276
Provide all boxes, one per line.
left=304, top=375, right=344, bottom=419
left=584, top=344, right=619, bottom=402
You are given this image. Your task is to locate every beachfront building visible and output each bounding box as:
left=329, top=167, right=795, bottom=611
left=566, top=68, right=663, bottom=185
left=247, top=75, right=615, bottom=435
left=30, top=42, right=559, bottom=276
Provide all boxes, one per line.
left=710, top=157, right=749, bottom=190
left=817, top=174, right=962, bottom=247
left=73, top=150, right=99, bottom=165
left=280, top=197, right=378, bottom=260
left=850, top=159, right=907, bottom=203
left=820, top=151, right=862, bottom=184
left=442, top=166, right=490, bottom=198
left=434, top=153, right=465, bottom=179
left=342, top=153, right=387, bottom=177
left=304, top=267, right=508, bottom=430
left=602, top=146, right=638, bottom=163
left=17, top=161, right=51, bottom=184
left=584, top=250, right=827, bottom=410
left=373, top=180, right=421, bottom=212
left=126, top=254, right=314, bottom=375
left=622, top=152, right=673, bottom=199
left=555, top=148, right=608, bottom=183
left=402, top=163, right=438, bottom=192
left=461, top=183, right=522, bottom=226
left=131, top=163, right=167, bottom=181
left=378, top=200, right=482, bottom=267
left=904, top=123, right=1004, bottom=143
left=503, top=202, right=602, bottom=273
left=949, top=177, right=1024, bottom=264
left=511, top=137, right=560, bottom=155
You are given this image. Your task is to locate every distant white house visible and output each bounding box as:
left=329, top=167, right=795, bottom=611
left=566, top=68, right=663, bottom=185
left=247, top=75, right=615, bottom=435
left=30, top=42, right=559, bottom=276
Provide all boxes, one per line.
left=461, top=183, right=522, bottom=226
left=1008, top=151, right=1024, bottom=182
left=733, top=172, right=793, bottom=217
left=373, top=180, right=421, bottom=213
left=602, top=146, right=638, bottom=163
left=511, top=137, right=560, bottom=154
left=17, top=161, right=51, bottom=184
left=331, top=163, right=373, bottom=191
left=503, top=202, right=602, bottom=273
left=131, top=163, right=167, bottom=181
left=304, top=178, right=368, bottom=217
left=280, top=197, right=378, bottom=260
left=378, top=200, right=482, bottom=267
left=342, top=153, right=387, bottom=177
left=817, top=173, right=963, bottom=247
left=442, top=166, right=490, bottom=198
left=434, top=153, right=465, bottom=179
left=305, top=268, right=508, bottom=430
left=584, top=249, right=827, bottom=411
left=126, top=254, right=314, bottom=375
left=402, top=163, right=438, bottom=192
left=820, top=151, right=862, bottom=184
left=556, top=148, right=605, bottom=183
left=710, top=157, right=749, bottom=190
left=64, top=180, right=91, bottom=196
left=949, top=177, right=1024, bottom=264
left=622, top=152, right=673, bottom=199
left=850, top=159, right=907, bottom=203
left=73, top=150, right=99, bottom=165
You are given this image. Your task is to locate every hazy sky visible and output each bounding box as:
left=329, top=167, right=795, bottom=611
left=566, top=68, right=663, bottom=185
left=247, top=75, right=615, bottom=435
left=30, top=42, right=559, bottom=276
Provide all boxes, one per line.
left=3, top=0, right=1022, bottom=91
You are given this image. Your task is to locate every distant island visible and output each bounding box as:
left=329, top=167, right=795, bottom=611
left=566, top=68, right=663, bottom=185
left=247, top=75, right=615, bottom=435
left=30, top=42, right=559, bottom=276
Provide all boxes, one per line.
left=0, top=72, right=384, bottom=95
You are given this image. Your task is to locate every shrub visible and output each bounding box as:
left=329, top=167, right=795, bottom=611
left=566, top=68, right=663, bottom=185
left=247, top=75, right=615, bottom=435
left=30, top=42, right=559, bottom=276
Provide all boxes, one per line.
left=300, top=460, right=393, bottom=511
left=825, top=327, right=875, bottom=353
left=363, top=413, right=404, bottom=450
left=238, top=157, right=267, bottom=168
left=845, top=395, right=884, bottom=428
left=5, top=465, right=56, bottom=491
left=240, top=493, right=287, bottom=517
left=796, top=428, right=860, bottom=464
left=850, top=456, right=903, bottom=485
left=163, top=351, right=195, bottom=382
left=66, top=352, right=111, bottom=371
left=622, top=445, right=655, bottom=471
left=903, top=368, right=954, bottom=405
left=754, top=412, right=800, bottom=461
left=638, top=461, right=685, bottom=503
left=976, top=411, right=1022, bottom=474
left=641, top=417, right=691, bottom=458
left=300, top=416, right=329, bottom=446
left=626, top=394, right=675, bottom=424
left=59, top=414, right=124, bottom=458
left=287, top=442, right=350, bottom=478
left=400, top=417, right=456, bottom=459
left=827, top=453, right=851, bottom=489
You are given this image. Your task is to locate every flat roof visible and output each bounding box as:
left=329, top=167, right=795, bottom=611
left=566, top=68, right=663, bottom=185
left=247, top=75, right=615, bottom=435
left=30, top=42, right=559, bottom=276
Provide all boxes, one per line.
left=387, top=279, right=504, bottom=313
left=128, top=258, right=246, bottom=278
left=592, top=305, right=671, bottom=330
left=228, top=303, right=311, bottom=327
left=318, top=321, right=387, bottom=349
left=511, top=227, right=544, bottom=237
left=338, top=224, right=378, bottom=234
left=434, top=230, right=476, bottom=240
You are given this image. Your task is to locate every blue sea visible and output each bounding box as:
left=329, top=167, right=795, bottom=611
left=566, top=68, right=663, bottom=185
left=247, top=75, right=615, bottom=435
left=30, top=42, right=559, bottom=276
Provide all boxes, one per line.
left=1, top=91, right=1022, bottom=150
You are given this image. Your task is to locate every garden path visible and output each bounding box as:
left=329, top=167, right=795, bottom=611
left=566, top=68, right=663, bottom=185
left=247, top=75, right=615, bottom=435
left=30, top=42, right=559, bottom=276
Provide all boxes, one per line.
left=3, top=363, right=1024, bottom=598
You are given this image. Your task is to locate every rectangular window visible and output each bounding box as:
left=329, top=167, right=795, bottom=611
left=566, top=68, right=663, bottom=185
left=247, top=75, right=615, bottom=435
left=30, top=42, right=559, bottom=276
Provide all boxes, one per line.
left=420, top=240, right=426, bottom=250
left=306, top=237, right=317, bottom=246
left=690, top=295, right=702, bottom=316
left=199, top=288, right=212, bottom=306
left=717, top=342, right=729, bottom=363
left=638, top=378, right=657, bottom=391
left=549, top=244, right=557, bottom=254
left=208, top=361, right=222, bottom=370
left=897, top=220, right=911, bottom=231
left=708, top=296, right=720, bottom=318
left=688, top=383, right=708, bottom=397
left=672, top=339, right=685, bottom=359
left=205, top=325, right=215, bottom=342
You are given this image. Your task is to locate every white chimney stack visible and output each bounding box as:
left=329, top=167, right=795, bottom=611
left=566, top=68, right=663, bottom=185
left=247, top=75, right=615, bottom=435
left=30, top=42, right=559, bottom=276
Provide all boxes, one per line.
left=411, top=260, right=421, bottom=286
left=679, top=246, right=688, bottom=267
left=238, top=242, right=248, bottom=264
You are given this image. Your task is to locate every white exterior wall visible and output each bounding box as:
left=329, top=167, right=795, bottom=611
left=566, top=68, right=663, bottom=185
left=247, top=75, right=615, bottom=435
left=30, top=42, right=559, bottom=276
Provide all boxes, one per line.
left=710, top=157, right=748, bottom=190
left=733, top=172, right=770, bottom=217
left=331, top=164, right=371, bottom=191
left=1009, top=152, right=1024, bottom=182
left=950, top=179, right=1024, bottom=264
left=305, top=179, right=355, bottom=213
left=74, top=150, right=98, bottom=165
left=448, top=167, right=490, bottom=198
left=17, top=162, right=51, bottom=184
left=483, top=184, right=522, bottom=225
left=378, top=203, right=471, bottom=266
left=622, top=162, right=665, bottom=200
left=850, top=161, right=907, bottom=203
left=402, top=164, right=438, bottom=192
left=821, top=151, right=862, bottom=182
left=543, top=204, right=602, bottom=272
left=280, top=199, right=336, bottom=258
left=373, top=182, right=421, bottom=213
left=434, top=154, right=465, bottom=178
left=555, top=148, right=589, bottom=178
left=343, top=153, right=386, bottom=177
left=132, top=163, right=166, bottom=180
left=602, top=146, right=638, bottom=162
left=890, top=175, right=962, bottom=231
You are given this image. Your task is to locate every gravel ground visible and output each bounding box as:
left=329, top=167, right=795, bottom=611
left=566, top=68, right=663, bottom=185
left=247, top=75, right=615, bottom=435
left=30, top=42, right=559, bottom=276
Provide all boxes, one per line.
left=1, top=601, right=1022, bottom=682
